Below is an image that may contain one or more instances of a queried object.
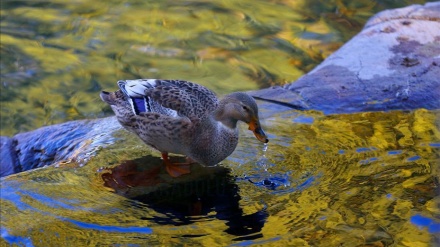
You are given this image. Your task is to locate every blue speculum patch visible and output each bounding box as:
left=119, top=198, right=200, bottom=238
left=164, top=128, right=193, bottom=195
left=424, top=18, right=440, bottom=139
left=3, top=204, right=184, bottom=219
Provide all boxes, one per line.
left=133, top=98, right=147, bottom=114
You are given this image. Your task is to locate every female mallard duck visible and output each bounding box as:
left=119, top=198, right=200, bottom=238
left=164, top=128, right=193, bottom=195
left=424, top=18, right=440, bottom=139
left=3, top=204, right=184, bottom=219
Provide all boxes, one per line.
left=100, top=79, right=268, bottom=177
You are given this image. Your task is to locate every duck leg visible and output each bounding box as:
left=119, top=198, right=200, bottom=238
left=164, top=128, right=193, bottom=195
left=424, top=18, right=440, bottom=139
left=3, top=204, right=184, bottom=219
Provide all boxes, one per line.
left=162, top=152, right=191, bottom=177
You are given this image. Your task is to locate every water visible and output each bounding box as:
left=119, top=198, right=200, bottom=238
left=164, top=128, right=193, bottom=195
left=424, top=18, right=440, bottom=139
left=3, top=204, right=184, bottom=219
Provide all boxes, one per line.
left=0, top=0, right=433, bottom=135
left=1, top=108, right=439, bottom=246
left=1, top=0, right=439, bottom=246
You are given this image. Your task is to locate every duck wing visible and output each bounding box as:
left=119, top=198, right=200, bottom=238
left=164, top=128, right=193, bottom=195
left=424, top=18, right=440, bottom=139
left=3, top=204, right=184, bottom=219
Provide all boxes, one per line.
left=118, top=79, right=219, bottom=120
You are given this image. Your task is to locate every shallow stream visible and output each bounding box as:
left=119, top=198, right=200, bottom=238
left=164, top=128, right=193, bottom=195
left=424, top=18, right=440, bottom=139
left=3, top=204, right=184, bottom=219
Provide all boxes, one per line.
left=1, top=1, right=439, bottom=246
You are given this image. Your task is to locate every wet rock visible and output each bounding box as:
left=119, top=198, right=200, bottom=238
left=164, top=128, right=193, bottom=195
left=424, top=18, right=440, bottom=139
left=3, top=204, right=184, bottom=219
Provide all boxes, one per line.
left=0, top=117, right=121, bottom=177
left=250, top=2, right=440, bottom=114
left=0, top=136, right=19, bottom=177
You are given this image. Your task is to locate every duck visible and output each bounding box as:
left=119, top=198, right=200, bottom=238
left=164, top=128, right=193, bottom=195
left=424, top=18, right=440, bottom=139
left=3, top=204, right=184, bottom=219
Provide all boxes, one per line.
left=100, top=79, right=268, bottom=177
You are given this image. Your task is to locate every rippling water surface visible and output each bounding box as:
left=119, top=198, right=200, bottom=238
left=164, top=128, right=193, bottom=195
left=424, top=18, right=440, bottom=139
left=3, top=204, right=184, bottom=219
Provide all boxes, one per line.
left=1, top=0, right=434, bottom=135
left=1, top=107, right=439, bottom=246
left=1, top=0, right=439, bottom=246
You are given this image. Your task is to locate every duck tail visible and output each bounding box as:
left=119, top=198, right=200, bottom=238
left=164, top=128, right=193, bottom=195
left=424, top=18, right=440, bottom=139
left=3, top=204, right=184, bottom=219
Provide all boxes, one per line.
left=117, top=79, right=157, bottom=97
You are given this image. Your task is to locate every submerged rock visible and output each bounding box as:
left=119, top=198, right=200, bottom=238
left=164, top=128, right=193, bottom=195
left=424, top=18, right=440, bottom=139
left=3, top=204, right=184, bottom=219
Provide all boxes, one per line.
left=1, top=3, right=439, bottom=177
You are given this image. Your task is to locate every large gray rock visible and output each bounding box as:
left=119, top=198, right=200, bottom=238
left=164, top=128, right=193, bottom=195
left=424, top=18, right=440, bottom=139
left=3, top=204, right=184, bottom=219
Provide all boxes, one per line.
left=250, top=2, right=440, bottom=114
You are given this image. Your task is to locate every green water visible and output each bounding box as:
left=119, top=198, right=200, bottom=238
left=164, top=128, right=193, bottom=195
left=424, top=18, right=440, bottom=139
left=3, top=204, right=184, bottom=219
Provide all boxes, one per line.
left=1, top=108, right=439, bottom=246
left=0, top=0, right=432, bottom=135
left=1, top=0, right=439, bottom=246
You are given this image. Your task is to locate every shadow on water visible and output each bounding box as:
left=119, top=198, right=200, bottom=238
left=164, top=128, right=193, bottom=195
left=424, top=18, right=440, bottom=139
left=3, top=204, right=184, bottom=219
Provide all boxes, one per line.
left=101, top=156, right=268, bottom=241
left=1, top=108, right=439, bottom=246
left=1, top=0, right=440, bottom=245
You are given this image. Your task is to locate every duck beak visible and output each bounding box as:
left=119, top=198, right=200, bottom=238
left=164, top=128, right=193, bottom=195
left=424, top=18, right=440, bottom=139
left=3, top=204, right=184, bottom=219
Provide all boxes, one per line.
left=248, top=118, right=269, bottom=143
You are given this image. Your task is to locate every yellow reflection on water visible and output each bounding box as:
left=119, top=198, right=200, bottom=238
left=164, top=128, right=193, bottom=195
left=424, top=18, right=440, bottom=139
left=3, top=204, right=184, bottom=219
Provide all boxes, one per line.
left=238, top=109, right=440, bottom=246
left=1, top=0, right=430, bottom=135
left=1, top=109, right=438, bottom=246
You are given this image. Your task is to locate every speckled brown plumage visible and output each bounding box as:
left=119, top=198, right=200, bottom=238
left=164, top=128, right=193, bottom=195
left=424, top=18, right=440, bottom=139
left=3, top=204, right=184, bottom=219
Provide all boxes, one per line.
left=100, top=79, right=268, bottom=167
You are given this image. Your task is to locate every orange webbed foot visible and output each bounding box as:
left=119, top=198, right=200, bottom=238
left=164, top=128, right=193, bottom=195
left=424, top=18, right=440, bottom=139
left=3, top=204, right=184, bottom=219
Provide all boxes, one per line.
left=162, top=152, right=191, bottom=177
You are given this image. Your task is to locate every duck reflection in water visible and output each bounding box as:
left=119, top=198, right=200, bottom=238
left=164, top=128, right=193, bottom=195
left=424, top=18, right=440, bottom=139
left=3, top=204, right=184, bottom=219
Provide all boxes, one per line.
left=101, top=155, right=268, bottom=240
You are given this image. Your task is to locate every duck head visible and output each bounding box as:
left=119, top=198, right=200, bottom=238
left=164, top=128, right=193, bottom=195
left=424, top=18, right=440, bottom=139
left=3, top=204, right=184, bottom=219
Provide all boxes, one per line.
left=215, top=92, right=268, bottom=143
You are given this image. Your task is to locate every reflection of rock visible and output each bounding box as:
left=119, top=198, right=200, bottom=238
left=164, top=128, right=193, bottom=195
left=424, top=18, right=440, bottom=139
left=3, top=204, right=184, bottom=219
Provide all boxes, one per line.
left=101, top=157, right=268, bottom=240
left=250, top=2, right=440, bottom=114
left=1, top=3, right=439, bottom=177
